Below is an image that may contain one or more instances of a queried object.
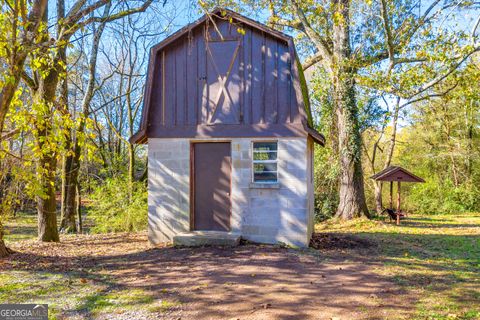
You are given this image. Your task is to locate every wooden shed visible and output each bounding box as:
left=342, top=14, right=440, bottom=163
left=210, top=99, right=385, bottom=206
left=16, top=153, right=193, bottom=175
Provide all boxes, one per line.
left=131, top=8, right=325, bottom=247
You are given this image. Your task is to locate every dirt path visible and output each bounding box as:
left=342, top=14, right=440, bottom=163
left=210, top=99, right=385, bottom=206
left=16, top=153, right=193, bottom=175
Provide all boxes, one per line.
left=1, top=233, right=413, bottom=320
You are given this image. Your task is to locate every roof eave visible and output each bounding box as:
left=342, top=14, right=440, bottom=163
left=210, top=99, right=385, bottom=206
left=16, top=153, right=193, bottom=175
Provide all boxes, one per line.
left=129, top=128, right=148, bottom=144
left=303, top=122, right=325, bottom=146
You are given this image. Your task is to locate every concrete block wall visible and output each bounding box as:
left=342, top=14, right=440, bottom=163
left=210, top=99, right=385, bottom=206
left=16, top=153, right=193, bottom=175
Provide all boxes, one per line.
left=148, top=139, right=190, bottom=244
left=306, top=138, right=315, bottom=244
left=148, top=137, right=312, bottom=247
left=231, top=138, right=310, bottom=247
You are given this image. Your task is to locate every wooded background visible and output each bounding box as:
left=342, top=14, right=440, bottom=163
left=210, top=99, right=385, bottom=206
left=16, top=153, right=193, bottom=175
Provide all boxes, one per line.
left=0, top=0, right=479, bottom=256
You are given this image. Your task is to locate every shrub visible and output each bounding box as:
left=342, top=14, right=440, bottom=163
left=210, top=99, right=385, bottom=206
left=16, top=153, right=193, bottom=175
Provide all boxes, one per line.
left=314, top=145, right=340, bottom=221
left=404, top=178, right=480, bottom=214
left=88, top=177, right=147, bottom=233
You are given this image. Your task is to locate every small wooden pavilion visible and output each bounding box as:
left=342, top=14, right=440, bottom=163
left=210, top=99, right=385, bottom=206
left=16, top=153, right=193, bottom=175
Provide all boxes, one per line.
left=371, top=166, right=425, bottom=224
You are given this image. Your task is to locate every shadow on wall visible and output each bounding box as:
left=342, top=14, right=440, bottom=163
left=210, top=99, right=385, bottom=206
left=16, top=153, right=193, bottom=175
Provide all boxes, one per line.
left=234, top=138, right=311, bottom=247
left=148, top=142, right=190, bottom=243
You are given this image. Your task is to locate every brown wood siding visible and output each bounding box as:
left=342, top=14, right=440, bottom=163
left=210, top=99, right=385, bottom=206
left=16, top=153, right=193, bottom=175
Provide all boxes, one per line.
left=278, top=44, right=291, bottom=124
left=164, top=47, right=175, bottom=126
left=144, top=16, right=305, bottom=138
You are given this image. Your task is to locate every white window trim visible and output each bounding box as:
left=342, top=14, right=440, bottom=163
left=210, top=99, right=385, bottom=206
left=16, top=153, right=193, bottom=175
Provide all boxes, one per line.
left=252, top=141, right=278, bottom=184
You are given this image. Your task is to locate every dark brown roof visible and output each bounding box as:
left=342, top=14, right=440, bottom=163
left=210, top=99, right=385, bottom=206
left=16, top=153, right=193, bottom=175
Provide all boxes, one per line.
left=130, top=8, right=325, bottom=146
left=303, top=122, right=326, bottom=145
left=150, top=8, right=292, bottom=53
left=371, top=166, right=425, bottom=183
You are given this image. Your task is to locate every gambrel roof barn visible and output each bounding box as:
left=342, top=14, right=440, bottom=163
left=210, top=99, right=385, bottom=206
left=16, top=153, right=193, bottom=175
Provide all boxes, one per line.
left=132, top=8, right=324, bottom=247
left=131, top=8, right=324, bottom=145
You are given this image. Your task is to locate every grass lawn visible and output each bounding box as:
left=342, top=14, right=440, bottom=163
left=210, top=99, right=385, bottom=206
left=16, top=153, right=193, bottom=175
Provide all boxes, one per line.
left=1, top=212, right=479, bottom=319
left=316, top=214, right=480, bottom=320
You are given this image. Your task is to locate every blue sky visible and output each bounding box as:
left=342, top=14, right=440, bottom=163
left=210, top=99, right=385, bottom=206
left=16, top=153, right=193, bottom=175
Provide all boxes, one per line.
left=53, top=1, right=478, bottom=131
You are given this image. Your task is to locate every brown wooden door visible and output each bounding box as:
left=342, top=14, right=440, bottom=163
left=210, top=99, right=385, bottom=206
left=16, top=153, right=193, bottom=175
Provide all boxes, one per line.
left=193, top=142, right=231, bottom=231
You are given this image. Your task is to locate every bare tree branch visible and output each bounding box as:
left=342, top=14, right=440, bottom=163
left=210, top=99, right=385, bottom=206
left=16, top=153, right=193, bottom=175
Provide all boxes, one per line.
left=303, top=53, right=323, bottom=71
left=380, top=0, right=395, bottom=73
left=21, top=71, right=37, bottom=90
left=400, top=81, right=459, bottom=108
left=61, top=0, right=154, bottom=39
left=291, top=0, right=332, bottom=72
left=404, top=46, right=480, bottom=100
left=0, top=129, right=21, bottom=141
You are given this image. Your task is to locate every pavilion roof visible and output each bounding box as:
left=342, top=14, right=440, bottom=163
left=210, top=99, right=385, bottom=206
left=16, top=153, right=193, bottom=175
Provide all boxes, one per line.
left=371, top=166, right=425, bottom=183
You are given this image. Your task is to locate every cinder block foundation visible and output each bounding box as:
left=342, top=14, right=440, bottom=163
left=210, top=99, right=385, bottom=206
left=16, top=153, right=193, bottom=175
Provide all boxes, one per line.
left=148, top=137, right=314, bottom=248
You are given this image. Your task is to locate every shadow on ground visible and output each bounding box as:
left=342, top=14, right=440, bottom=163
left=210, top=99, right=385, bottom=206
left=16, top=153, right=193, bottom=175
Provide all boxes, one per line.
left=1, top=213, right=479, bottom=320
left=2, top=233, right=412, bottom=320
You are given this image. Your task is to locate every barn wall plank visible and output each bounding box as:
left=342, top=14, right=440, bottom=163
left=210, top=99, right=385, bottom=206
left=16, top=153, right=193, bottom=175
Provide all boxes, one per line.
left=142, top=14, right=315, bottom=139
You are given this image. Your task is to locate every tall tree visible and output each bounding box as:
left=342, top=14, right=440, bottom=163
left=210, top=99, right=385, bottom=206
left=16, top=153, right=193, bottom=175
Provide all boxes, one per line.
left=204, top=0, right=480, bottom=219
left=60, top=2, right=112, bottom=232
left=97, top=12, right=167, bottom=194
left=60, top=2, right=171, bottom=230
left=0, top=0, right=48, bottom=255
left=19, top=0, right=154, bottom=241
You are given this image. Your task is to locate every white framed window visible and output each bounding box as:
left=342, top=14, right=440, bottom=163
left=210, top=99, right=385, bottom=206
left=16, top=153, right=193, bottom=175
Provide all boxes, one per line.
left=252, top=141, right=278, bottom=183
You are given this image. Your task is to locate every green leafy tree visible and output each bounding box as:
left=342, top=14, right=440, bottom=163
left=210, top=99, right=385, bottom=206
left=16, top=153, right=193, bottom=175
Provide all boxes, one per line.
left=0, top=0, right=48, bottom=256
left=31, top=0, right=154, bottom=242
left=1, top=1, right=155, bottom=243
left=398, top=59, right=480, bottom=213
left=201, top=0, right=480, bottom=219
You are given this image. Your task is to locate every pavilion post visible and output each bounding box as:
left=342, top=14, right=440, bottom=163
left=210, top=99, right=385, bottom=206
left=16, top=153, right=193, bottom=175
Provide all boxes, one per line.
left=389, top=181, right=393, bottom=209
left=396, top=181, right=401, bottom=225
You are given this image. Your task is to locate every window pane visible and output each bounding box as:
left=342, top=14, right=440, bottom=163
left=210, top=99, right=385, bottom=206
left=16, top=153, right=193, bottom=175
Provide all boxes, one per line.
left=252, top=142, right=278, bottom=183
left=254, top=172, right=277, bottom=182
left=253, top=163, right=277, bottom=173
left=253, top=151, right=277, bottom=161
left=253, top=142, right=277, bottom=152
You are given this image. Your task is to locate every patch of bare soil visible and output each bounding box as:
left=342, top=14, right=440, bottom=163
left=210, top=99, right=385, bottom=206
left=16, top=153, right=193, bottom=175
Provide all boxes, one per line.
left=310, top=233, right=377, bottom=250
left=1, top=233, right=414, bottom=320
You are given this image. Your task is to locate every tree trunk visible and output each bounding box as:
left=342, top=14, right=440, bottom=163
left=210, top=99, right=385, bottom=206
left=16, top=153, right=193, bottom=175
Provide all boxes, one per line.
left=60, top=156, right=68, bottom=224
left=139, top=159, right=148, bottom=182
left=60, top=153, right=77, bottom=232
left=0, top=0, right=48, bottom=137
left=374, top=182, right=383, bottom=214
left=0, top=77, right=23, bottom=136
left=36, top=152, right=59, bottom=242
left=57, top=0, right=77, bottom=233
left=0, top=225, right=13, bottom=258
left=332, top=0, right=369, bottom=219
left=34, top=80, right=61, bottom=242
left=128, top=143, right=135, bottom=185
left=76, top=183, right=82, bottom=233
left=62, top=138, right=82, bottom=232
left=0, top=242, right=9, bottom=257
left=61, top=3, right=111, bottom=231
left=33, top=4, right=61, bottom=242
left=35, top=98, right=59, bottom=242
left=61, top=158, right=78, bottom=232
left=0, top=239, right=12, bottom=258
left=128, top=142, right=135, bottom=199
left=335, top=97, right=370, bottom=219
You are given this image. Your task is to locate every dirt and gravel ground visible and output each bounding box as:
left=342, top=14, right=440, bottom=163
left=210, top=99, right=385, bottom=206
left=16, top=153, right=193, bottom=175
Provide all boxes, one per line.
left=1, top=213, right=479, bottom=319
left=1, top=232, right=410, bottom=320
